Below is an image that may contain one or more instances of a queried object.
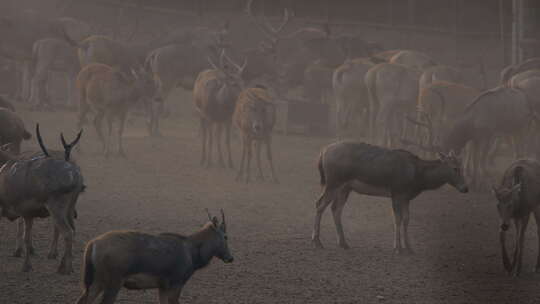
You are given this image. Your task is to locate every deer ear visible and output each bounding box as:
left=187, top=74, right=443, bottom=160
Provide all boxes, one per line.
left=211, top=216, right=219, bottom=227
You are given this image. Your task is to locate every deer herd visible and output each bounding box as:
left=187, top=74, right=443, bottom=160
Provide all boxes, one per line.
left=0, top=0, right=540, bottom=303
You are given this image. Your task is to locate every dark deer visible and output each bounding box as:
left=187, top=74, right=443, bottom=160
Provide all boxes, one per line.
left=75, top=210, right=233, bottom=304
left=0, top=124, right=84, bottom=274
left=312, top=141, right=468, bottom=252
left=194, top=51, right=246, bottom=168
left=493, top=159, right=540, bottom=276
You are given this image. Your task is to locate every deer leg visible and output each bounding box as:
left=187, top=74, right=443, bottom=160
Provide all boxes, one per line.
left=13, top=218, right=24, bottom=257
left=312, top=187, right=337, bottom=248
left=48, top=224, right=60, bottom=259
left=45, top=200, right=74, bottom=275
left=159, top=284, right=184, bottom=304
left=99, top=282, right=122, bottom=304
left=265, top=137, right=279, bottom=184
left=255, top=140, right=264, bottom=181
left=226, top=122, right=234, bottom=168
left=245, top=137, right=253, bottom=183
left=206, top=122, right=214, bottom=168
left=331, top=187, right=352, bottom=249
left=104, top=113, right=114, bottom=157
left=94, top=111, right=106, bottom=153
left=21, top=217, right=34, bottom=272
left=534, top=209, right=540, bottom=273
left=391, top=197, right=404, bottom=254
left=117, top=111, right=127, bottom=158
left=512, top=215, right=530, bottom=277
left=236, top=134, right=247, bottom=181
left=76, top=281, right=104, bottom=304
left=200, top=118, right=207, bottom=166
left=402, top=200, right=414, bottom=254
left=216, top=123, right=225, bottom=168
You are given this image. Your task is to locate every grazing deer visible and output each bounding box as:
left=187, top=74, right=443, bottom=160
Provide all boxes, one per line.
left=75, top=210, right=233, bottom=304
left=0, top=108, right=32, bottom=153
left=0, top=124, right=85, bottom=273
left=193, top=51, right=246, bottom=168
left=233, top=86, right=278, bottom=183
left=493, top=159, right=540, bottom=276
left=76, top=63, right=155, bottom=156
left=312, top=141, right=468, bottom=252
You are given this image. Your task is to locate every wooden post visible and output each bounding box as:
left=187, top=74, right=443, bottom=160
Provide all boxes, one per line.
left=512, top=0, right=523, bottom=65
left=499, top=0, right=507, bottom=66
left=454, top=0, right=459, bottom=63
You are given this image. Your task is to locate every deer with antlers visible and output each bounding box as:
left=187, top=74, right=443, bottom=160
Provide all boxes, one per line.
left=193, top=51, right=246, bottom=168
left=0, top=124, right=84, bottom=274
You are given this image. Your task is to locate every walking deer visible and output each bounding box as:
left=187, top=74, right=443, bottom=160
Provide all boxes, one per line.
left=312, top=141, right=468, bottom=252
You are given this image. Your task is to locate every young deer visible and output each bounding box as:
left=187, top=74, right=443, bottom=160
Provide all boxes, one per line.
left=312, top=141, right=468, bottom=253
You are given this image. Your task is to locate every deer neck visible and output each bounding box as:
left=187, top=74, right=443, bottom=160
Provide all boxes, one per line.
left=188, top=225, right=218, bottom=270
left=418, top=160, right=450, bottom=191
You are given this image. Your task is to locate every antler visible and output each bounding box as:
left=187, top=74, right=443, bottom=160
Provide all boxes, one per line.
left=245, top=0, right=291, bottom=42
left=60, top=129, right=83, bottom=161
left=220, top=209, right=226, bottom=231
left=35, top=124, right=50, bottom=157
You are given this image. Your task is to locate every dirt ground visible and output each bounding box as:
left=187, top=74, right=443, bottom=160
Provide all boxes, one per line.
left=1, top=93, right=540, bottom=304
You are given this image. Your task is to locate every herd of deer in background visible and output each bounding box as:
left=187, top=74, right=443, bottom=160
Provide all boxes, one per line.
left=0, top=0, right=540, bottom=303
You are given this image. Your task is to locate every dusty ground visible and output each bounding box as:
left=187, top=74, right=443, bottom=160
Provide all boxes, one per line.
left=1, top=94, right=540, bottom=304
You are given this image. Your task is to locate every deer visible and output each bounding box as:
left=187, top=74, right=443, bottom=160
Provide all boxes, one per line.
left=233, top=86, right=278, bottom=183
left=500, top=57, right=540, bottom=85
left=389, top=50, right=436, bottom=70
left=27, top=37, right=81, bottom=110
left=332, top=57, right=375, bottom=138
left=492, top=159, right=540, bottom=277
left=365, top=62, right=422, bottom=147
left=194, top=51, right=246, bottom=168
left=312, top=141, right=468, bottom=252
left=0, top=124, right=85, bottom=274
left=0, top=108, right=32, bottom=154
left=75, top=210, right=233, bottom=304
left=76, top=63, right=156, bottom=157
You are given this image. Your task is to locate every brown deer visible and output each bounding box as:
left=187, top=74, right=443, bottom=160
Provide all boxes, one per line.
left=75, top=210, right=233, bottom=304
left=0, top=124, right=85, bottom=273
left=233, top=86, right=278, bottom=183
left=493, top=159, right=540, bottom=277
left=76, top=63, right=155, bottom=156
left=193, top=51, right=246, bottom=168
left=312, top=141, right=468, bottom=252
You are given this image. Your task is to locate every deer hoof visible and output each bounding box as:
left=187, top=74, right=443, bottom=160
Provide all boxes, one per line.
left=47, top=252, right=58, bottom=260
left=338, top=242, right=350, bottom=250
left=58, top=260, right=73, bottom=275
left=21, top=263, right=33, bottom=272
left=312, top=239, right=324, bottom=249
left=12, top=248, right=23, bottom=258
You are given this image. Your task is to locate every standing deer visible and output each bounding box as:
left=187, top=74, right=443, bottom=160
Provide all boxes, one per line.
left=75, top=210, right=233, bottom=304
left=193, top=51, right=246, bottom=168
left=76, top=63, right=156, bottom=156
left=312, top=141, right=468, bottom=252
left=493, top=159, right=540, bottom=276
left=332, top=57, right=375, bottom=138
left=233, top=86, right=278, bottom=183
left=0, top=124, right=85, bottom=273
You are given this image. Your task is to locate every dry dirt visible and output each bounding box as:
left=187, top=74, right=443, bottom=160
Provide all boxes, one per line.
left=1, top=95, right=540, bottom=304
